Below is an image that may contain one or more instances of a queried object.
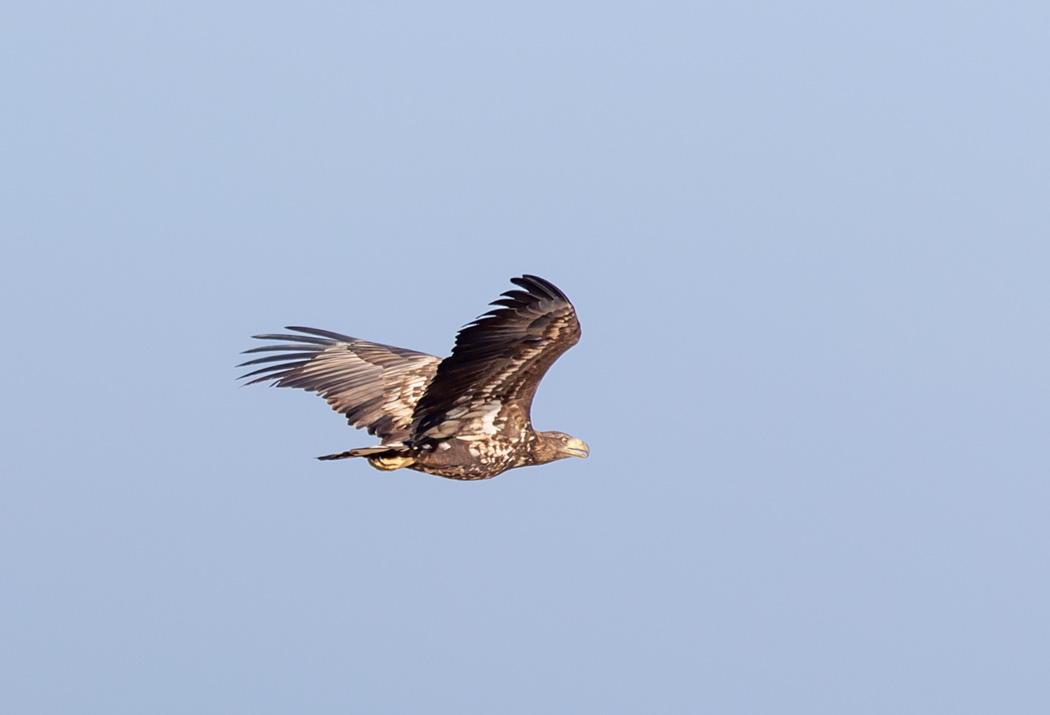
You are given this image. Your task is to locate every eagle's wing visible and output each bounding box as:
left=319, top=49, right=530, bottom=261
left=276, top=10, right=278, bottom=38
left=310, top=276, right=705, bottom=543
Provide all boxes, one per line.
left=238, top=327, right=440, bottom=443
left=410, top=275, right=581, bottom=437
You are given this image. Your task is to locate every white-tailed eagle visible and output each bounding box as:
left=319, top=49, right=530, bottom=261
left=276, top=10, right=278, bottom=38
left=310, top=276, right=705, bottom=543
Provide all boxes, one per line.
left=239, top=275, right=588, bottom=480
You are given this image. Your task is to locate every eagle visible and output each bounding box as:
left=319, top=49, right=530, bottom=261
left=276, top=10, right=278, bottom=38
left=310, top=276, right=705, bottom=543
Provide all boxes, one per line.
left=238, top=275, right=588, bottom=480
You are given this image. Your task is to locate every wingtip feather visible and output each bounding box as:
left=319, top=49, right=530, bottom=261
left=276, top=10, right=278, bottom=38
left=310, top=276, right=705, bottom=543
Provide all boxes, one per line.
left=512, top=274, right=568, bottom=302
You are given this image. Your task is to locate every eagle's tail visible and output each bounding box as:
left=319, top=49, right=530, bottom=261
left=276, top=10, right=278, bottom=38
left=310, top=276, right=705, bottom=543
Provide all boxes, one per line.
left=317, top=445, right=415, bottom=471
left=317, top=445, right=387, bottom=461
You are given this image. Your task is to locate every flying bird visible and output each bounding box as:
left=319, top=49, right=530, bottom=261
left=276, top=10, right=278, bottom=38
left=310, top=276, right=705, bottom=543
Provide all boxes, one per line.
left=238, top=275, right=588, bottom=480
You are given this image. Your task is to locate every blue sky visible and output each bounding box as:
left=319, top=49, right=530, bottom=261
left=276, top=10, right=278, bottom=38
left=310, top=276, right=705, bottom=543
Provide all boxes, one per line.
left=3, top=2, right=1049, bottom=712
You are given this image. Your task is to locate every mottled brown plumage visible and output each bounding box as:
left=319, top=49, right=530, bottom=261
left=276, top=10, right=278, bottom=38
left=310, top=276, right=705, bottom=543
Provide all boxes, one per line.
left=239, top=275, right=587, bottom=480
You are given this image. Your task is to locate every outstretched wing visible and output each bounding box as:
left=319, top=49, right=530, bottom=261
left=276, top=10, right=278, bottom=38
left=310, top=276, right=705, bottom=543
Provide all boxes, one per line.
left=238, top=327, right=440, bottom=443
left=411, top=275, right=581, bottom=437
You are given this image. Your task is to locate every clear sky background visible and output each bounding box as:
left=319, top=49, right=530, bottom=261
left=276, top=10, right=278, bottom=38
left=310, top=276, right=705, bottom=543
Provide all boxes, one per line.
left=3, top=2, right=1048, bottom=713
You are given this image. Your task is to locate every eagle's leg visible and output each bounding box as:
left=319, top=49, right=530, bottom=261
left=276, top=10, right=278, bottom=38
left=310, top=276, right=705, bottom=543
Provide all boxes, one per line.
left=367, top=454, right=416, bottom=471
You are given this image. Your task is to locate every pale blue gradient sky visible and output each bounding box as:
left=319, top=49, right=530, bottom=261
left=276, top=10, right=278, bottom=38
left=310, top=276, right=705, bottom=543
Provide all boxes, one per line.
left=2, top=2, right=1049, bottom=713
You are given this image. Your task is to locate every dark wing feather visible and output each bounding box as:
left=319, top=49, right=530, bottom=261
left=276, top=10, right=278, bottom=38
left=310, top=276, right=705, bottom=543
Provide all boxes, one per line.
left=238, top=327, right=440, bottom=443
left=411, top=275, right=580, bottom=436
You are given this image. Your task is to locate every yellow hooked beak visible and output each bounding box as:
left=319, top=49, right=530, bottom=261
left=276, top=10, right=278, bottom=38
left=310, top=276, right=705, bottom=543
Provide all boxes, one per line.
left=566, top=437, right=589, bottom=459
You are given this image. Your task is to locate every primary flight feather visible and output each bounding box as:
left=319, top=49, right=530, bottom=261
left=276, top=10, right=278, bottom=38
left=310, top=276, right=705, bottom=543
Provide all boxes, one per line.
left=238, top=275, right=588, bottom=480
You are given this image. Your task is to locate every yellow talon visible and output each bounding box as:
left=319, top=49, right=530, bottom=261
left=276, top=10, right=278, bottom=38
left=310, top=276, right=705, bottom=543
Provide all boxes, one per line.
left=368, top=455, right=416, bottom=471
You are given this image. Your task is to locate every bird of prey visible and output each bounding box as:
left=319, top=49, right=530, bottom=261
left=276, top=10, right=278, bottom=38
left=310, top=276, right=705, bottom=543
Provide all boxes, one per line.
left=238, top=275, right=588, bottom=480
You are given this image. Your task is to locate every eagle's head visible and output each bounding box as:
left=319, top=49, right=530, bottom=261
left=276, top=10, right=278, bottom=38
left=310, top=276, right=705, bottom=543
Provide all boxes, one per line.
left=532, top=431, right=590, bottom=464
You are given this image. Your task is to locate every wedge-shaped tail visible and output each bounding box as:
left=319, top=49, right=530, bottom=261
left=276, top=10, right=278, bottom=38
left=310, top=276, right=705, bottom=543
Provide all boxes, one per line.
left=316, top=445, right=416, bottom=471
